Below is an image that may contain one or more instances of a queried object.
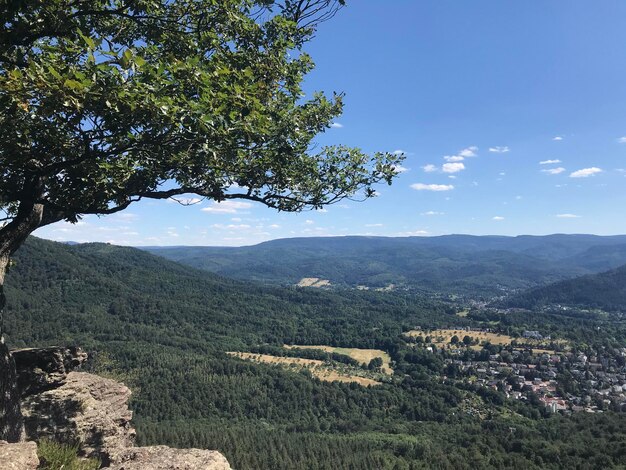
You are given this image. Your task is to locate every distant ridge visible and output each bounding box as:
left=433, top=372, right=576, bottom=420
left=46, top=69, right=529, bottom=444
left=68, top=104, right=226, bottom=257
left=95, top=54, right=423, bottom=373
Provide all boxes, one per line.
left=503, top=263, right=626, bottom=312
left=144, top=234, right=626, bottom=296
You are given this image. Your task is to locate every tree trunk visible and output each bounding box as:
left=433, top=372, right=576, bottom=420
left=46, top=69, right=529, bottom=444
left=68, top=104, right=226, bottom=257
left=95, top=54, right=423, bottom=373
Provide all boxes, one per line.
left=0, top=196, right=45, bottom=442
left=0, top=253, right=24, bottom=442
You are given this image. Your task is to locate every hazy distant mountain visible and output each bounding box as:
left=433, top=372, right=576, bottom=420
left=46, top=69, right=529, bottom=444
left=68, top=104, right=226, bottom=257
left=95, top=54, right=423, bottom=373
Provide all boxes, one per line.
left=145, top=234, right=626, bottom=296
left=503, top=263, right=626, bottom=312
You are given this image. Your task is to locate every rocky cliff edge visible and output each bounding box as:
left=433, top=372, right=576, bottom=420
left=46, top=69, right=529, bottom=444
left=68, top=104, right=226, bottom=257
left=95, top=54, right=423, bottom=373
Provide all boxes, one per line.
left=1, top=347, right=231, bottom=470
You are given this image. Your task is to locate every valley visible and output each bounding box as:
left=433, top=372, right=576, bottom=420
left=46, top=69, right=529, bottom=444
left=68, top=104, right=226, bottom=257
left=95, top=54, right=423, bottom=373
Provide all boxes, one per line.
left=4, top=236, right=626, bottom=469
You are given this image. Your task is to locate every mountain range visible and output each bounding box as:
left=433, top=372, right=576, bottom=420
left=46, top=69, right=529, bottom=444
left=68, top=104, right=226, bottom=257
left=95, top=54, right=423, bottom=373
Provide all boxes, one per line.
left=145, top=234, right=626, bottom=296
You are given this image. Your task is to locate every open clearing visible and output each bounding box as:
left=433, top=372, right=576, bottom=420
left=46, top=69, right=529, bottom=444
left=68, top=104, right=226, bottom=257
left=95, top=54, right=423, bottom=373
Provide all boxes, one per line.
left=285, top=345, right=393, bottom=374
left=296, top=277, right=331, bottom=288
left=404, top=329, right=561, bottom=354
left=227, top=352, right=380, bottom=386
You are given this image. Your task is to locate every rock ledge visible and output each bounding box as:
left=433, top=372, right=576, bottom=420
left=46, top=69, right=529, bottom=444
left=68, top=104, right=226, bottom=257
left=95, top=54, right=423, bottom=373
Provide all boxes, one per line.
left=3, top=347, right=231, bottom=470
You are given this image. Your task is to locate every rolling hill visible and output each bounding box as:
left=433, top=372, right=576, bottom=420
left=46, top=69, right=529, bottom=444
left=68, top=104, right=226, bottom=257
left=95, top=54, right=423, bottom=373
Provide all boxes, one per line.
left=503, top=263, right=626, bottom=313
left=144, top=234, right=626, bottom=296
left=3, top=237, right=625, bottom=469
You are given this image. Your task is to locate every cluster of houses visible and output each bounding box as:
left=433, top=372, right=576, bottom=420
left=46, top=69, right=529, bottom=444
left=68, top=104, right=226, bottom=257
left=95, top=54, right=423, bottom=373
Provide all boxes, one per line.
left=423, top=330, right=626, bottom=414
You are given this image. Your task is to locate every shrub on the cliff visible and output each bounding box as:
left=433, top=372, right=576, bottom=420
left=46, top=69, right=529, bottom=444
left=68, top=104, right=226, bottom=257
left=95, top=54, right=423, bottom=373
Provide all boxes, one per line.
left=37, top=440, right=100, bottom=470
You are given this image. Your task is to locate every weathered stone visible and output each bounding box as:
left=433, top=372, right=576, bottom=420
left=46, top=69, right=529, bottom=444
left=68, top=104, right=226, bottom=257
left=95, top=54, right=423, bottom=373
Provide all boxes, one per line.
left=0, top=440, right=39, bottom=469
left=21, top=371, right=135, bottom=464
left=105, top=445, right=231, bottom=470
left=13, top=346, right=88, bottom=398
left=15, top=348, right=231, bottom=469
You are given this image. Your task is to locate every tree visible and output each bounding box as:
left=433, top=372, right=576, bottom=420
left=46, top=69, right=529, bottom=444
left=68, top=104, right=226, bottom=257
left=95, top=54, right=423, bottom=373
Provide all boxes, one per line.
left=368, top=357, right=383, bottom=371
left=0, top=0, right=403, bottom=440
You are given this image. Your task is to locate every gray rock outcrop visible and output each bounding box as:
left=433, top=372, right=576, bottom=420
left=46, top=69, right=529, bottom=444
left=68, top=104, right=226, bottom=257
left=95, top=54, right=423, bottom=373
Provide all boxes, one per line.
left=0, top=441, right=38, bottom=470
left=104, top=445, right=232, bottom=470
left=13, top=346, right=88, bottom=398
left=2, top=346, right=232, bottom=470
left=21, top=371, right=135, bottom=464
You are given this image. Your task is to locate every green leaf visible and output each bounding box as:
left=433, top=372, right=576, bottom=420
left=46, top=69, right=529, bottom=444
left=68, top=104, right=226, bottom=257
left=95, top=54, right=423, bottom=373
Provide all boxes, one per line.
left=120, top=49, right=133, bottom=69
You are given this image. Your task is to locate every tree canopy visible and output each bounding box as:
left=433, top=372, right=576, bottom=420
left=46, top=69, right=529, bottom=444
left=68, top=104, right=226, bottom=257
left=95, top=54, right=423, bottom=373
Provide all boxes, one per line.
left=0, top=0, right=401, bottom=254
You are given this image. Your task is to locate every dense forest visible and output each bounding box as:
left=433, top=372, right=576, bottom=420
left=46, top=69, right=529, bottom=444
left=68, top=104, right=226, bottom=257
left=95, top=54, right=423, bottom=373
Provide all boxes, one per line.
left=4, top=238, right=626, bottom=469
left=146, top=234, right=626, bottom=296
left=503, top=263, right=626, bottom=312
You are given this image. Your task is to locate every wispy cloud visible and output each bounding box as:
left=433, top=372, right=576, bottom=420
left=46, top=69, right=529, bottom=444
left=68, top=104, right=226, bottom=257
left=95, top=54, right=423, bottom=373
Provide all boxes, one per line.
left=540, top=159, right=561, bottom=165
left=421, top=211, right=444, bottom=216
left=553, top=136, right=563, bottom=141
left=422, top=164, right=437, bottom=173
left=442, top=162, right=465, bottom=173
left=556, top=214, right=581, bottom=218
left=392, top=164, right=409, bottom=173
left=330, top=122, right=343, bottom=128
left=569, top=167, right=603, bottom=178
left=365, top=223, right=383, bottom=227
left=211, top=223, right=252, bottom=230
left=397, top=230, right=429, bottom=236
left=618, top=137, right=626, bottom=143
left=411, top=183, right=454, bottom=191
left=201, top=201, right=253, bottom=213
left=459, top=146, right=478, bottom=158
left=542, top=167, right=566, bottom=175
left=489, top=146, right=510, bottom=153
left=492, top=216, right=505, bottom=221
left=444, top=155, right=464, bottom=162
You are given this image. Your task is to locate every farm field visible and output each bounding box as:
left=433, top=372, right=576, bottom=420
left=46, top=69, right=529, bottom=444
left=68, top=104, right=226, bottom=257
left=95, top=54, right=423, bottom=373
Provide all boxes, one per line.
left=285, top=345, right=393, bottom=374
left=296, top=277, right=331, bottom=287
left=404, top=329, right=563, bottom=354
left=227, top=352, right=381, bottom=386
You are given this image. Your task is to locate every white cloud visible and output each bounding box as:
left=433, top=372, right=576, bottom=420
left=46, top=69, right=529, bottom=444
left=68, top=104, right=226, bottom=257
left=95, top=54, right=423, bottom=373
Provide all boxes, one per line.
left=114, top=213, right=138, bottom=220
left=422, top=164, right=438, bottom=173
left=444, top=155, right=464, bottom=162
left=397, top=230, right=429, bottom=236
left=268, top=224, right=281, bottom=229
left=492, top=216, right=505, bottom=221
left=201, top=200, right=253, bottom=213
left=209, top=224, right=252, bottom=230
left=556, top=214, right=581, bottom=218
left=305, top=219, right=314, bottom=225
left=540, top=159, right=562, bottom=165
left=553, top=136, right=563, bottom=141
left=442, top=162, right=465, bottom=173
left=542, top=167, right=566, bottom=175
left=365, top=223, right=383, bottom=227
left=569, top=167, right=603, bottom=178
left=459, top=146, right=478, bottom=157
left=422, top=211, right=444, bottom=216
left=330, top=122, right=343, bottom=128
left=393, top=149, right=406, bottom=155
left=618, top=137, right=626, bottom=143
left=411, top=183, right=454, bottom=191
left=489, top=146, right=510, bottom=153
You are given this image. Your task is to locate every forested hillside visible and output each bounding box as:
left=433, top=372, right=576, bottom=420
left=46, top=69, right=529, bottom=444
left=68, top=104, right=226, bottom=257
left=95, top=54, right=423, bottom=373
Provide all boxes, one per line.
left=4, top=238, right=626, bottom=469
left=146, top=234, right=626, bottom=296
left=504, top=263, right=626, bottom=312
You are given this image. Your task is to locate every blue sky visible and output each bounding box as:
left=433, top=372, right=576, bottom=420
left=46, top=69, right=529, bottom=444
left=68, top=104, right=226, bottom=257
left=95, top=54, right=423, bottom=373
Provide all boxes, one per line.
left=36, top=0, right=626, bottom=246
